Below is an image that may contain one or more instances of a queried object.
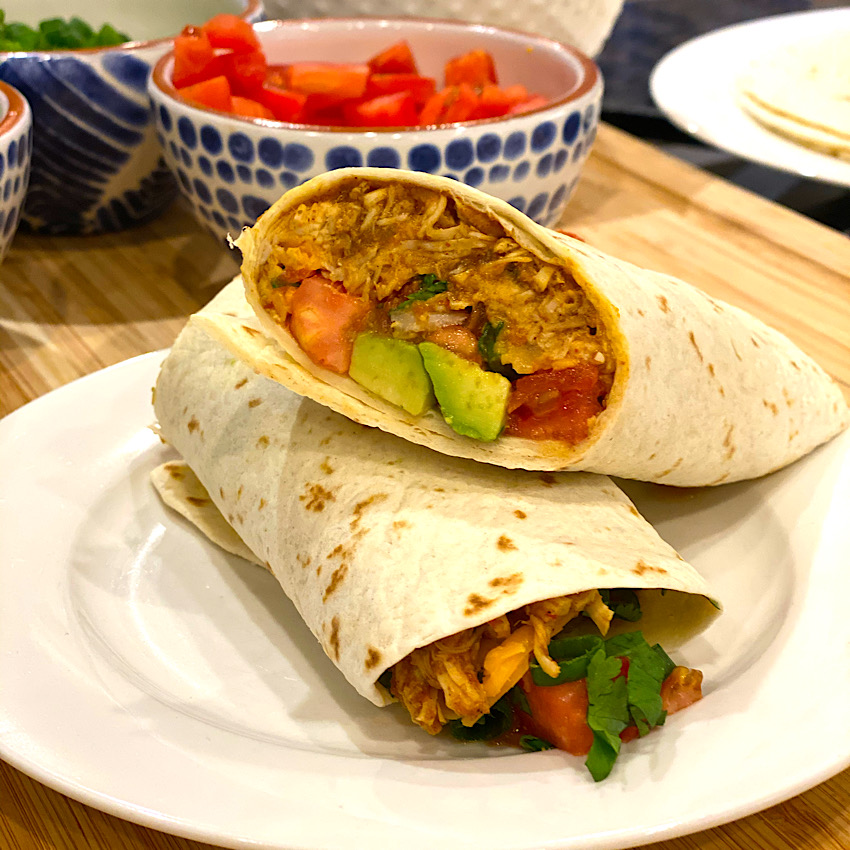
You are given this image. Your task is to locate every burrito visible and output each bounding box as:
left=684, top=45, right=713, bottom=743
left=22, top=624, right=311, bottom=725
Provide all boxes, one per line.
left=152, top=283, right=719, bottom=780
left=234, top=168, right=848, bottom=487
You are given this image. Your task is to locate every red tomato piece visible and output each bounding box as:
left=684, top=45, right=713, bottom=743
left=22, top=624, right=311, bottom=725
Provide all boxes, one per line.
left=287, top=62, right=369, bottom=98
left=509, top=94, right=549, bottom=115
left=201, top=13, right=260, bottom=53
left=521, top=677, right=595, bottom=757
left=470, top=84, right=512, bottom=120
left=443, top=83, right=479, bottom=123
left=257, top=85, right=307, bottom=123
left=265, top=64, right=291, bottom=88
left=661, top=667, right=703, bottom=715
left=501, top=83, right=529, bottom=107
left=445, top=49, right=498, bottom=88
left=367, top=40, right=418, bottom=75
left=220, top=50, right=267, bottom=97
left=345, top=91, right=419, bottom=127
left=289, top=275, right=370, bottom=373
left=505, top=366, right=603, bottom=443
left=172, top=33, right=217, bottom=88
left=418, top=88, right=453, bottom=125
left=230, top=96, right=274, bottom=120
left=178, top=75, right=232, bottom=112
left=365, top=73, right=436, bottom=107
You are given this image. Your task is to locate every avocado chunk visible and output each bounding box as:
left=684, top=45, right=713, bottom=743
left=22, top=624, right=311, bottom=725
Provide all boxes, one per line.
left=349, top=333, right=435, bottom=416
left=419, top=342, right=511, bottom=441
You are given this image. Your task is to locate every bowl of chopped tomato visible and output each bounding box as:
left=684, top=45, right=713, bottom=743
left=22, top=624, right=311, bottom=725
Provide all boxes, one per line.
left=0, top=80, right=31, bottom=260
left=148, top=16, right=602, bottom=243
left=0, top=0, right=263, bottom=234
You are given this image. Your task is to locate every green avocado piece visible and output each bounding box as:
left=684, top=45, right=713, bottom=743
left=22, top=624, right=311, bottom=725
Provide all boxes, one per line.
left=418, top=342, right=511, bottom=441
left=349, top=333, right=435, bottom=416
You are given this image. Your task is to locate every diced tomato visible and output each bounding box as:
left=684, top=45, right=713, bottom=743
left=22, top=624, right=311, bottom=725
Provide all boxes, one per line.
left=289, top=275, right=370, bottom=373
left=443, top=83, right=479, bottom=123
left=425, top=326, right=483, bottom=364
left=345, top=91, right=419, bottom=127
left=265, top=64, right=291, bottom=88
left=505, top=366, right=604, bottom=443
left=172, top=32, right=217, bottom=88
left=217, top=50, right=267, bottom=97
left=365, top=73, right=436, bottom=107
left=257, top=85, right=307, bottom=123
left=201, top=13, right=260, bottom=53
left=178, top=75, right=232, bottom=112
left=230, top=96, right=274, bottom=120
left=287, top=62, right=370, bottom=99
left=510, top=94, right=549, bottom=115
left=660, top=667, right=703, bottom=715
left=418, top=87, right=453, bottom=125
left=367, top=40, right=418, bottom=75
left=501, top=83, right=530, bottom=107
left=470, top=84, right=512, bottom=120
left=445, top=49, right=498, bottom=88
left=520, top=676, right=594, bottom=757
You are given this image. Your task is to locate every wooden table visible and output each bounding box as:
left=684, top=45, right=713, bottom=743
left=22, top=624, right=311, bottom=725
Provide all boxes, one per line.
left=1, top=123, right=849, bottom=850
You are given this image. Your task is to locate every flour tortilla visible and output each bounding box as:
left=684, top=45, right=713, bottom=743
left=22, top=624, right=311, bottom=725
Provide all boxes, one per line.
left=152, top=307, right=717, bottom=707
left=737, top=32, right=850, bottom=159
left=234, top=168, right=848, bottom=487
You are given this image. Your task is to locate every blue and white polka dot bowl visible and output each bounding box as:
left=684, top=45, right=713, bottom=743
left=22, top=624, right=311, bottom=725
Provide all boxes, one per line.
left=149, top=17, right=602, bottom=243
left=0, top=81, right=32, bottom=262
left=0, top=0, right=263, bottom=235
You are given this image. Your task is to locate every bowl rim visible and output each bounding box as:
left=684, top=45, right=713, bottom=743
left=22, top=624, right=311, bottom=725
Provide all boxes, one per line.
left=0, top=80, right=30, bottom=136
left=150, top=15, right=601, bottom=134
left=0, top=0, right=262, bottom=57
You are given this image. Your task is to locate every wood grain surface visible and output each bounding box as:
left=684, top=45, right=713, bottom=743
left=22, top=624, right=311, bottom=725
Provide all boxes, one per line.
left=1, top=123, right=848, bottom=850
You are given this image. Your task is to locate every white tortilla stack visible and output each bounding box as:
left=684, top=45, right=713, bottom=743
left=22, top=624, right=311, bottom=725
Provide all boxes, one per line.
left=234, top=168, right=848, bottom=487
left=152, top=284, right=717, bottom=712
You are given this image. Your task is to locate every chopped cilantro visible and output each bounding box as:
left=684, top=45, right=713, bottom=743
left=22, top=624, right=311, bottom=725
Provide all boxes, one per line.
left=448, top=694, right=512, bottom=742
left=0, top=12, right=129, bottom=50
left=397, top=273, right=448, bottom=309
left=531, top=634, right=603, bottom=686
left=520, top=735, right=555, bottom=752
left=477, top=320, right=504, bottom=369
left=585, top=649, right=629, bottom=781
left=600, top=588, right=643, bottom=622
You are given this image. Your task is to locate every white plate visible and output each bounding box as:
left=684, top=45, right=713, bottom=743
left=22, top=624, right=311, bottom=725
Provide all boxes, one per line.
left=1, top=352, right=849, bottom=850
left=649, top=8, right=850, bottom=187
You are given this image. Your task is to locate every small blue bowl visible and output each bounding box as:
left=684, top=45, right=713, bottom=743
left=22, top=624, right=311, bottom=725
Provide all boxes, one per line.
left=0, top=80, right=32, bottom=261
left=149, top=17, right=603, bottom=243
left=0, top=0, right=263, bottom=235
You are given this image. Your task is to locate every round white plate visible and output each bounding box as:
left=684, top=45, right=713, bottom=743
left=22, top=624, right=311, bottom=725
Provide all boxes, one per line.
left=1, top=352, right=849, bottom=850
left=649, top=8, right=850, bottom=187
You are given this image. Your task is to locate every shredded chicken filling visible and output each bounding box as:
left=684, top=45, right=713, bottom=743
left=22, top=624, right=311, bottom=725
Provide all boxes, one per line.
left=389, top=589, right=614, bottom=735
left=257, top=179, right=614, bottom=378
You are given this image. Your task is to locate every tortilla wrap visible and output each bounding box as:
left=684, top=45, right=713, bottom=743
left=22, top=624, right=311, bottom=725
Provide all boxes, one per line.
left=234, top=168, right=848, bottom=487
left=152, top=292, right=717, bottom=732
left=737, top=32, right=850, bottom=159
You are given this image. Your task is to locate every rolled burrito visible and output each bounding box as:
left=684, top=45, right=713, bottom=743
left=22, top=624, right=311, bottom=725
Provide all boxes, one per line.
left=152, top=283, right=719, bottom=779
left=234, top=168, right=848, bottom=487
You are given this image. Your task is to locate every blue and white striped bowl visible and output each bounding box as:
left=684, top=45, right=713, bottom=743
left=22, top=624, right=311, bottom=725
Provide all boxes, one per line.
left=149, top=17, right=602, bottom=243
left=0, top=80, right=32, bottom=260
left=0, top=0, right=263, bottom=235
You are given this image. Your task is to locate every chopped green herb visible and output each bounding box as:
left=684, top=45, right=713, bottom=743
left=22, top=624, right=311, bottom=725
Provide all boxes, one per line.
left=477, top=320, right=504, bottom=368
left=520, top=735, right=555, bottom=752
left=585, top=649, right=629, bottom=782
left=448, top=693, right=512, bottom=742
left=510, top=683, right=532, bottom=716
left=397, top=273, right=448, bottom=309
left=599, top=588, right=643, bottom=622
left=531, top=634, right=603, bottom=686
left=0, top=12, right=129, bottom=50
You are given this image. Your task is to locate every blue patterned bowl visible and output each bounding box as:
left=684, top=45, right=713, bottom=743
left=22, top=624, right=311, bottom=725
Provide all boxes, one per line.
left=0, top=0, right=263, bottom=235
left=149, top=17, right=602, bottom=243
left=0, top=81, right=32, bottom=260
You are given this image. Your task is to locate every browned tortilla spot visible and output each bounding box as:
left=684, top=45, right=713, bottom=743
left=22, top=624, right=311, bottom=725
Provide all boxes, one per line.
left=709, top=473, right=730, bottom=485
left=791, top=361, right=801, bottom=371
left=434, top=486, right=445, bottom=492
left=296, top=552, right=312, bottom=568
left=237, top=485, right=243, bottom=500
left=241, top=325, right=261, bottom=337
left=657, top=295, right=670, bottom=313
left=259, top=498, right=266, bottom=510
left=167, top=466, right=185, bottom=480
left=789, top=429, right=799, bottom=442
left=763, top=399, right=779, bottom=415
left=723, top=424, right=735, bottom=459
left=236, top=513, right=245, bottom=524
left=319, top=436, right=332, bottom=447
left=320, top=458, right=334, bottom=475
left=707, top=363, right=715, bottom=378
left=300, top=483, right=335, bottom=512
left=637, top=308, right=646, bottom=317
left=186, top=495, right=209, bottom=506
left=633, top=559, right=668, bottom=576
left=365, top=647, right=382, bottom=670
left=392, top=520, right=410, bottom=531
left=645, top=355, right=651, bottom=370
left=187, top=416, right=200, bottom=433
left=782, top=387, right=794, bottom=407
left=751, top=336, right=760, bottom=348
left=628, top=505, right=640, bottom=517
left=656, top=457, right=683, bottom=479
left=227, top=513, right=234, bottom=524
left=323, top=564, right=349, bottom=601
left=718, top=385, right=725, bottom=397
left=327, top=543, right=347, bottom=560
left=489, top=573, right=523, bottom=591
left=514, top=509, right=527, bottom=519
left=688, top=331, right=703, bottom=363
left=219, top=486, right=225, bottom=499
left=648, top=452, right=656, bottom=460
left=539, top=473, right=556, bottom=486
left=350, top=493, right=388, bottom=530
left=316, top=565, right=322, bottom=576
left=234, top=378, right=248, bottom=389
left=464, top=594, right=495, bottom=615
left=248, top=398, right=263, bottom=408
left=257, top=435, right=270, bottom=447
left=328, top=616, right=340, bottom=661
left=497, top=535, right=517, bottom=552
